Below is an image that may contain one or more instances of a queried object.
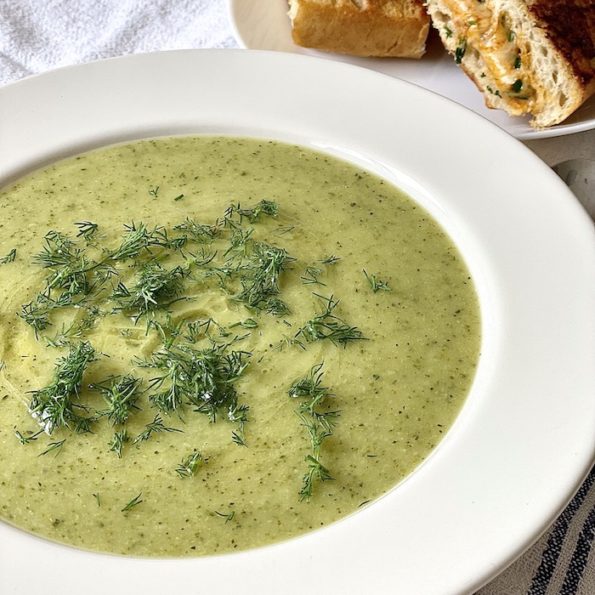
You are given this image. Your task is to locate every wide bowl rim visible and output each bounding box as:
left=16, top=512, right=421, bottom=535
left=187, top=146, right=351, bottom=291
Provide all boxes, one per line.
left=0, top=49, right=594, bottom=595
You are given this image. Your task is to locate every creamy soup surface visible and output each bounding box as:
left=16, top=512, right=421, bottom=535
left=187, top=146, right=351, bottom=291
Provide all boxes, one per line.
left=0, top=137, right=480, bottom=556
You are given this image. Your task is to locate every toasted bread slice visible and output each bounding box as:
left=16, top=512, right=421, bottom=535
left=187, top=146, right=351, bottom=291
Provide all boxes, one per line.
left=426, top=0, right=595, bottom=128
left=288, top=0, right=430, bottom=59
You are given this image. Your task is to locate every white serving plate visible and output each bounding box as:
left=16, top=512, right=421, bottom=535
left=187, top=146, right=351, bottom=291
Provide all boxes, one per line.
left=0, top=50, right=594, bottom=595
left=228, top=0, right=595, bottom=140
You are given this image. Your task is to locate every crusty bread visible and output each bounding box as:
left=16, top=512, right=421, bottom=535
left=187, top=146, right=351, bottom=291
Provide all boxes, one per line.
left=288, top=0, right=430, bottom=59
left=426, top=0, right=595, bottom=127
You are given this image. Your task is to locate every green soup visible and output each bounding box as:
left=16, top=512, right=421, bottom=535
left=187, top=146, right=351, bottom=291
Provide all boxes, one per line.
left=0, top=137, right=480, bottom=556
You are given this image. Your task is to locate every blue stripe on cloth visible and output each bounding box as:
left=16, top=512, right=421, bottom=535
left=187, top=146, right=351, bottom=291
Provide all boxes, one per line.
left=527, top=465, right=595, bottom=595
left=560, top=503, right=595, bottom=595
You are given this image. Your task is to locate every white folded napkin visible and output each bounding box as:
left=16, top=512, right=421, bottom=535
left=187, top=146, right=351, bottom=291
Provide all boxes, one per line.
left=0, top=0, right=236, bottom=84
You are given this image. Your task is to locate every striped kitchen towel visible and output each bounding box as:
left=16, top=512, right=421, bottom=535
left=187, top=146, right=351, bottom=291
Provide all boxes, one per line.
left=479, top=465, right=595, bottom=595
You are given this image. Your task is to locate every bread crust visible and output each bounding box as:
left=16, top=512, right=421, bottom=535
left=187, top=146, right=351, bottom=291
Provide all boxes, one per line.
left=528, top=0, right=595, bottom=90
left=426, top=0, right=595, bottom=127
left=289, top=0, right=430, bottom=59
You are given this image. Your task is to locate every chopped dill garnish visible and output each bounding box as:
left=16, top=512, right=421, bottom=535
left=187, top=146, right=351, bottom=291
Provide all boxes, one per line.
left=28, top=341, right=96, bottom=434
left=148, top=317, right=184, bottom=349
left=34, top=231, right=79, bottom=269
left=112, top=262, right=187, bottom=321
left=214, top=510, right=235, bottom=523
left=275, top=225, right=295, bottom=236
left=121, top=492, right=143, bottom=512
left=231, top=430, right=246, bottom=446
left=75, top=221, right=98, bottom=241
left=34, top=230, right=90, bottom=295
left=110, top=222, right=173, bottom=261
left=93, top=493, right=101, bottom=506
left=228, top=401, right=249, bottom=446
left=226, top=199, right=278, bottom=223
left=225, top=227, right=254, bottom=256
left=295, top=294, right=364, bottom=347
left=363, top=269, right=390, bottom=293
left=300, top=266, right=325, bottom=286
left=300, top=451, right=333, bottom=501
left=90, top=375, right=142, bottom=425
left=319, top=255, right=340, bottom=266
left=236, top=242, right=294, bottom=315
left=184, top=319, right=213, bottom=343
left=145, top=343, right=251, bottom=425
left=289, top=363, right=338, bottom=500
left=289, top=363, right=332, bottom=414
left=13, top=196, right=376, bottom=503
left=229, top=318, right=258, bottom=330
left=108, top=429, right=129, bottom=458
left=176, top=449, right=203, bottom=478
left=0, top=248, right=16, bottom=265
left=133, top=413, right=183, bottom=444
left=14, top=428, right=43, bottom=444
left=19, top=292, right=72, bottom=337
left=173, top=218, right=218, bottom=243
left=45, top=306, right=101, bottom=348
left=38, top=439, right=66, bottom=457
